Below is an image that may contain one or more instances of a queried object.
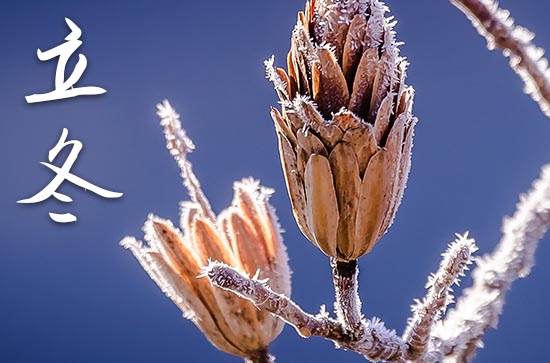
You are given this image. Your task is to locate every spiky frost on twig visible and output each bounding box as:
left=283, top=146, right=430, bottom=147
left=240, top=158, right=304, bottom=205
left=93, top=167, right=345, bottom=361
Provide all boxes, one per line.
left=403, top=234, right=477, bottom=361
left=429, top=165, right=550, bottom=362
left=204, top=261, right=345, bottom=339
left=331, top=259, right=364, bottom=334
left=205, top=261, right=407, bottom=362
left=450, top=0, right=550, bottom=117
left=156, top=100, right=216, bottom=221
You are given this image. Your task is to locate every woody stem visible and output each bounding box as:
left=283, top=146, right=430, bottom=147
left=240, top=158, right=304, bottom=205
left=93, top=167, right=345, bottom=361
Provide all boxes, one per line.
left=206, top=261, right=407, bottom=361
left=245, top=348, right=274, bottom=363
left=331, top=259, right=363, bottom=335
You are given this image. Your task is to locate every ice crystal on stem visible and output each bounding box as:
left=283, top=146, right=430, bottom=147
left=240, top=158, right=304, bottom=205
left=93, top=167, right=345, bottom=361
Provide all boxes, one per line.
left=331, top=259, right=363, bottom=334
left=157, top=100, right=215, bottom=221
left=403, top=234, right=477, bottom=361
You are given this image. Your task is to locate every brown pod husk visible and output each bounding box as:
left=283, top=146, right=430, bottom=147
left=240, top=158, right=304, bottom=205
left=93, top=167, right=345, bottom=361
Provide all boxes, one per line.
left=267, top=0, right=418, bottom=261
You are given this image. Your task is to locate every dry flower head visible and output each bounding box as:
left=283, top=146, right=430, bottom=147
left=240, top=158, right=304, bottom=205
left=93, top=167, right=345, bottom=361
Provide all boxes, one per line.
left=267, top=0, right=417, bottom=260
left=121, top=101, right=291, bottom=360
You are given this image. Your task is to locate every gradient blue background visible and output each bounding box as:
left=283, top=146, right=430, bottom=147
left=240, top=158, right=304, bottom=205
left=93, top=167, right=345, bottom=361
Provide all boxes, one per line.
left=1, top=1, right=549, bottom=362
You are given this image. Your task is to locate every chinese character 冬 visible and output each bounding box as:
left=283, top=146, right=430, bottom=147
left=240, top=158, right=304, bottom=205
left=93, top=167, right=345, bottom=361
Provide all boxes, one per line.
left=17, top=128, right=123, bottom=223
left=25, top=18, right=106, bottom=104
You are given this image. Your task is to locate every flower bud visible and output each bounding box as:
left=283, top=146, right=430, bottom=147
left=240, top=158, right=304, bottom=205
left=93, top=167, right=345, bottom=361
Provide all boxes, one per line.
left=121, top=101, right=290, bottom=360
left=267, top=0, right=417, bottom=261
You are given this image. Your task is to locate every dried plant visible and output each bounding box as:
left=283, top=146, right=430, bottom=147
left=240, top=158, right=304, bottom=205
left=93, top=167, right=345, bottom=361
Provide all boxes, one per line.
left=265, top=0, right=416, bottom=261
left=121, top=0, right=550, bottom=362
left=121, top=101, right=291, bottom=363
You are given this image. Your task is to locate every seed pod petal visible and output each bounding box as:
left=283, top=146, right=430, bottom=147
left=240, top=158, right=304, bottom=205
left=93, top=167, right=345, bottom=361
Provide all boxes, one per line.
left=278, top=133, right=314, bottom=241
left=217, top=179, right=292, bottom=345
left=294, top=23, right=317, bottom=70
left=305, top=154, right=339, bottom=257
left=389, top=117, right=417, bottom=230
left=297, top=129, right=327, bottom=175
left=146, top=218, right=202, bottom=288
left=398, top=87, right=415, bottom=117
left=207, top=214, right=270, bottom=350
left=342, top=122, right=379, bottom=177
left=276, top=68, right=292, bottom=101
left=287, top=48, right=299, bottom=97
left=354, top=150, right=392, bottom=257
left=313, top=47, right=350, bottom=118
left=290, top=39, right=307, bottom=96
left=122, top=236, right=246, bottom=357
left=225, top=212, right=268, bottom=275
left=190, top=217, right=229, bottom=264
left=293, top=97, right=326, bottom=131
left=332, top=110, right=362, bottom=132
left=349, top=48, right=378, bottom=118
left=147, top=218, right=254, bottom=354
left=394, top=60, right=409, bottom=114
left=373, top=93, right=394, bottom=146
left=343, top=15, right=368, bottom=85
left=379, top=113, right=408, bottom=236
left=229, top=179, right=291, bottom=295
left=284, top=108, right=305, bottom=133
left=369, top=51, right=398, bottom=123
left=271, top=107, right=296, bottom=146
left=295, top=98, right=344, bottom=148
left=179, top=201, right=201, bottom=241
left=329, top=142, right=361, bottom=259
left=291, top=26, right=313, bottom=96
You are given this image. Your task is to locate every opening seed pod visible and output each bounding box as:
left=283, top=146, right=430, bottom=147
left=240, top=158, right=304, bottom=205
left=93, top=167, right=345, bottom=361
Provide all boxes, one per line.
left=267, top=0, right=417, bottom=261
left=122, top=101, right=291, bottom=361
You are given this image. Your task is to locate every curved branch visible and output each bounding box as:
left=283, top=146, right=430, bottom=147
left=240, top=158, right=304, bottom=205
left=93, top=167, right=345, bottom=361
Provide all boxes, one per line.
left=450, top=0, right=550, bottom=117
left=430, top=165, right=550, bottom=362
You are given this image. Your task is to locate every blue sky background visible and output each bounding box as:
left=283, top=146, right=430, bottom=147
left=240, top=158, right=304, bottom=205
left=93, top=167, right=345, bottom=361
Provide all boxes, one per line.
left=1, top=1, right=549, bottom=362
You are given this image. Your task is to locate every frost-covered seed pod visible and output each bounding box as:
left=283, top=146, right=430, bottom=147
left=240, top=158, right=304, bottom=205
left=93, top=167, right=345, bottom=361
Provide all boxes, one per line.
left=267, top=0, right=417, bottom=261
left=121, top=101, right=291, bottom=360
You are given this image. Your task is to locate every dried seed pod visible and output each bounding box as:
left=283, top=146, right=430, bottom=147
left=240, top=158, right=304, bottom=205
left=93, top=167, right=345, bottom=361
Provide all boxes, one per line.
left=267, top=0, right=418, bottom=261
left=121, top=101, right=291, bottom=360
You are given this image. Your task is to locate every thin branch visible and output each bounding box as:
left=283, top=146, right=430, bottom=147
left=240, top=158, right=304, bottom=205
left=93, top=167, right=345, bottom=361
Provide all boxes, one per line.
left=331, top=259, right=364, bottom=334
left=450, top=0, right=550, bottom=117
left=403, top=234, right=477, bottom=361
left=204, top=261, right=346, bottom=340
left=156, top=100, right=216, bottom=221
left=204, top=261, right=407, bottom=362
left=429, top=165, right=550, bottom=362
